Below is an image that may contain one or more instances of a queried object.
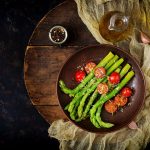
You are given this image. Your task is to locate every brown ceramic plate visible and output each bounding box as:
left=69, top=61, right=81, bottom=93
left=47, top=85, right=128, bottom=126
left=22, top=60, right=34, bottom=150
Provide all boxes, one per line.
left=57, top=44, right=145, bottom=133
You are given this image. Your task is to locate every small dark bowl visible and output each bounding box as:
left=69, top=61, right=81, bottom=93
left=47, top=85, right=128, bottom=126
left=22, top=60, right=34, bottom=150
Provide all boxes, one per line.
left=57, top=44, right=145, bottom=133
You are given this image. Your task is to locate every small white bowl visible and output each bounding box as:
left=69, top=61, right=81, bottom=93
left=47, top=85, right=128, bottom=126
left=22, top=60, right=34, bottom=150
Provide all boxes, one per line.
left=49, top=25, right=68, bottom=45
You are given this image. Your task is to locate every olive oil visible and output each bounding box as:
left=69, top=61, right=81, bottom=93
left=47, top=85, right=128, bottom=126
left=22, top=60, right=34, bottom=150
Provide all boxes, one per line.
left=99, top=11, right=133, bottom=43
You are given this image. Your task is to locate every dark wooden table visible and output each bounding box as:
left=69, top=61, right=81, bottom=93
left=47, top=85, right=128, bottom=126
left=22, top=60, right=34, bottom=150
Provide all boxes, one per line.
left=24, top=0, right=98, bottom=124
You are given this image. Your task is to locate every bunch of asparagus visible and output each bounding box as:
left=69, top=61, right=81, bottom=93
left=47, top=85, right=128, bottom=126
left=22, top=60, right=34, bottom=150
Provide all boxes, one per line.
left=59, top=52, right=134, bottom=128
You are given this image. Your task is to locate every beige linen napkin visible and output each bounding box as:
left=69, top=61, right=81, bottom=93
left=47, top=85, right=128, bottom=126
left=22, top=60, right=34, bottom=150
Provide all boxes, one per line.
left=48, top=0, right=150, bottom=149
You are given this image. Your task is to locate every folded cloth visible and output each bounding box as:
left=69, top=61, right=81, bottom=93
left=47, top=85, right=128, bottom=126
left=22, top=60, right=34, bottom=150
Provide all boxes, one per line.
left=48, top=0, right=150, bottom=149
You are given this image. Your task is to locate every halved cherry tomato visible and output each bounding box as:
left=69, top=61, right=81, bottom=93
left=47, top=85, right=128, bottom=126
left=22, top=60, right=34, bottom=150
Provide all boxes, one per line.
left=108, top=72, right=120, bottom=84
left=85, top=62, right=96, bottom=74
left=75, top=70, right=86, bottom=82
left=94, top=67, right=106, bottom=78
left=104, top=100, right=117, bottom=113
left=121, top=87, right=132, bottom=97
left=114, top=94, right=128, bottom=107
left=97, top=83, right=109, bottom=94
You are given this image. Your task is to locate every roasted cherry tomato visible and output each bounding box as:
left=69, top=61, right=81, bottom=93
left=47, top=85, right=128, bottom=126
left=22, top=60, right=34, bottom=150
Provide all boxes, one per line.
left=104, top=100, right=117, bottom=113
left=121, top=87, right=132, bottom=97
left=75, top=70, right=86, bottom=82
left=94, top=67, right=106, bottom=78
left=85, top=62, right=96, bottom=74
left=114, top=94, right=128, bottom=107
left=108, top=72, right=120, bottom=84
left=97, top=83, right=109, bottom=95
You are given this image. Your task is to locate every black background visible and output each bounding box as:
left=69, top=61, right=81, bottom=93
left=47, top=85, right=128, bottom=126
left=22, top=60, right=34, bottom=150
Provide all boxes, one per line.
left=0, top=0, right=149, bottom=149
left=0, top=0, right=63, bottom=149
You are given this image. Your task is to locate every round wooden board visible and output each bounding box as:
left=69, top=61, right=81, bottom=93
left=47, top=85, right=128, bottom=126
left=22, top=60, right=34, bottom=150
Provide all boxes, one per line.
left=24, top=0, right=98, bottom=124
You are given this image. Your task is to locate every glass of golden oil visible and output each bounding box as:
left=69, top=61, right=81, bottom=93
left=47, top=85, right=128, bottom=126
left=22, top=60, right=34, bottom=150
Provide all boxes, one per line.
left=99, top=11, right=133, bottom=43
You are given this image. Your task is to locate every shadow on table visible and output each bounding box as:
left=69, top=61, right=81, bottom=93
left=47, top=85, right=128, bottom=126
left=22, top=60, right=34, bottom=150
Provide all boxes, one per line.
left=1, top=138, right=59, bottom=150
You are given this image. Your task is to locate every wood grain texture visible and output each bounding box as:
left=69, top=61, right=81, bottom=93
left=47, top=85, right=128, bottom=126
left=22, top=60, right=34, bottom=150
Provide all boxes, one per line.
left=35, top=105, right=67, bottom=123
left=28, top=0, right=97, bottom=46
left=24, top=0, right=97, bottom=123
left=25, top=46, right=81, bottom=105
